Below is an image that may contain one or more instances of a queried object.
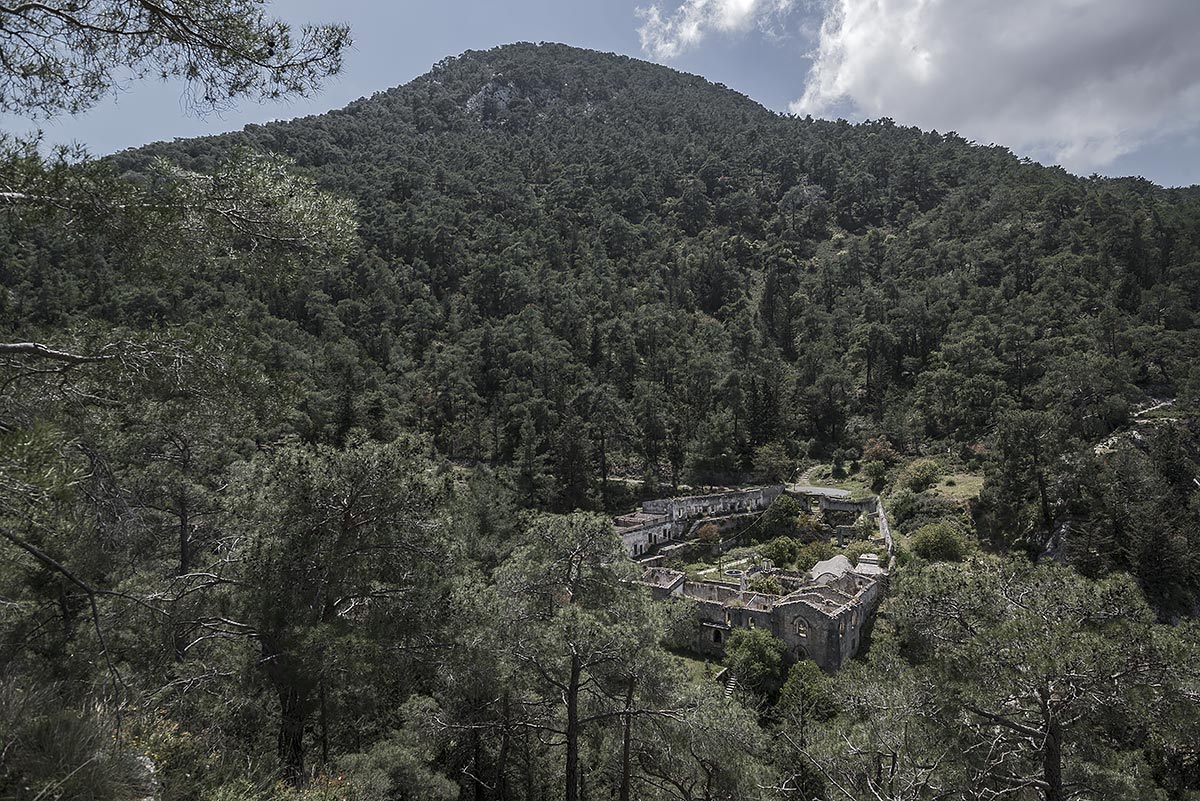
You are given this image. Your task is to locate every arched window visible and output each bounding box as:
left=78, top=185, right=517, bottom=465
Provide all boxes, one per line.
left=793, top=617, right=809, bottom=638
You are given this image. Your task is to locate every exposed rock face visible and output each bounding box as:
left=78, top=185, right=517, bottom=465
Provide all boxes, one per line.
left=464, top=77, right=519, bottom=118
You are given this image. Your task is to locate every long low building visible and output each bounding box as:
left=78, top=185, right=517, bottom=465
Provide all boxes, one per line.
left=613, top=511, right=674, bottom=557
left=615, top=485, right=784, bottom=558
left=642, top=485, right=784, bottom=522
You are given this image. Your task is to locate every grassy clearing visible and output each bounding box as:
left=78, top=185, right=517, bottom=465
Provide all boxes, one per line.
left=802, top=463, right=875, bottom=496
left=677, top=547, right=767, bottom=583
left=669, top=649, right=721, bottom=687
left=932, top=473, right=985, bottom=505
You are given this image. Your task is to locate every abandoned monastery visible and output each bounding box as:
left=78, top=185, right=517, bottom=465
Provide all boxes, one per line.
left=615, top=484, right=893, bottom=673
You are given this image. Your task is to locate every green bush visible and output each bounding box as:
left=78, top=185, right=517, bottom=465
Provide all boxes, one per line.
left=747, top=576, right=783, bottom=595
left=896, top=458, right=941, bottom=492
left=725, top=628, right=788, bottom=700
left=779, top=660, right=837, bottom=719
left=863, top=459, right=888, bottom=490
left=843, top=540, right=883, bottom=565
left=793, top=511, right=829, bottom=543
left=851, top=511, right=877, bottom=541
left=861, top=437, right=900, bottom=465
left=795, top=541, right=836, bottom=572
left=889, top=489, right=960, bottom=531
left=760, top=536, right=799, bottom=567
left=910, top=522, right=968, bottom=561
left=0, top=681, right=148, bottom=801
left=753, top=442, right=792, bottom=483
left=758, top=495, right=803, bottom=541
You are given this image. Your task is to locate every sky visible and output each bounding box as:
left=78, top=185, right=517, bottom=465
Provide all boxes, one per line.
left=4, top=0, right=1198, bottom=187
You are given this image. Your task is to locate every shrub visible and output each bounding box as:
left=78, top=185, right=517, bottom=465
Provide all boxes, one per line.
left=861, top=437, right=900, bottom=465
left=851, top=512, right=877, bottom=541
left=896, top=458, right=941, bottom=492
left=747, top=576, right=783, bottom=595
left=888, top=488, right=919, bottom=526
left=793, top=511, right=829, bottom=543
left=831, top=448, right=849, bottom=479
left=760, top=536, right=799, bottom=567
left=779, top=660, right=837, bottom=719
left=796, top=541, right=836, bottom=572
left=759, top=495, right=803, bottom=540
left=753, top=441, right=792, bottom=483
left=725, top=628, right=788, bottom=700
left=843, top=540, right=882, bottom=565
left=0, top=681, right=149, bottom=801
left=911, top=522, right=968, bottom=562
left=863, top=459, right=888, bottom=490
left=697, top=522, right=721, bottom=543
left=889, top=489, right=962, bottom=532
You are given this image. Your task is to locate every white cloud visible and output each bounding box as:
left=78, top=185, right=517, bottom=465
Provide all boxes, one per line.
left=791, top=0, right=1200, bottom=171
left=638, top=0, right=796, bottom=60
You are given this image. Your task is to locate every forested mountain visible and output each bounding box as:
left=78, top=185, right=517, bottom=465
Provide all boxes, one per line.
left=3, top=41, right=1199, bottom=801
left=11, top=41, right=1200, bottom=602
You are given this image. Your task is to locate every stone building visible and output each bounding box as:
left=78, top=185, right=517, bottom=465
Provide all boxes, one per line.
left=615, top=481, right=892, bottom=672
left=616, top=486, right=784, bottom=558
left=640, top=555, right=887, bottom=673
left=613, top=511, right=673, bottom=557
left=642, top=485, right=784, bottom=523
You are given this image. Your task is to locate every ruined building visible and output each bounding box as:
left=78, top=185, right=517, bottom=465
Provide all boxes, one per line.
left=615, top=485, right=891, bottom=673
left=614, top=486, right=783, bottom=556
left=640, top=555, right=886, bottom=672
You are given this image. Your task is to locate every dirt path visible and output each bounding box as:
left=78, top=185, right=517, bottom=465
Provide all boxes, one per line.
left=793, top=464, right=821, bottom=484
left=695, top=557, right=751, bottom=576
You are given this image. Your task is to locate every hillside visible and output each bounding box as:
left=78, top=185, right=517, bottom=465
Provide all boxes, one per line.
left=3, top=41, right=1200, bottom=801
left=4, top=41, right=1199, bottom=584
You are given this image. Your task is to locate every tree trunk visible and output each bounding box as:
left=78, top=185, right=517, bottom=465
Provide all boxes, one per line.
left=1029, top=434, right=1055, bottom=544
left=319, top=677, right=330, bottom=767
left=565, top=654, right=582, bottom=801
left=278, top=683, right=308, bottom=785
left=177, top=500, right=191, bottom=576
left=1042, top=717, right=1064, bottom=801
left=618, top=675, right=635, bottom=801
left=173, top=495, right=191, bottom=663
left=524, top=726, right=535, bottom=801
left=262, top=637, right=310, bottom=786
left=597, top=430, right=609, bottom=509
left=495, top=692, right=511, bottom=801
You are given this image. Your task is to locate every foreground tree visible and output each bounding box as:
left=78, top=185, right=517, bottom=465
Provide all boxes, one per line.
left=0, top=0, right=348, bottom=116
left=495, top=513, right=671, bottom=801
left=228, top=437, right=446, bottom=783
left=888, top=557, right=1199, bottom=801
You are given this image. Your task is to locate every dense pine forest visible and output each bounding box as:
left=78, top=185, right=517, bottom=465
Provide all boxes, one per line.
left=3, top=36, right=1199, bottom=801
